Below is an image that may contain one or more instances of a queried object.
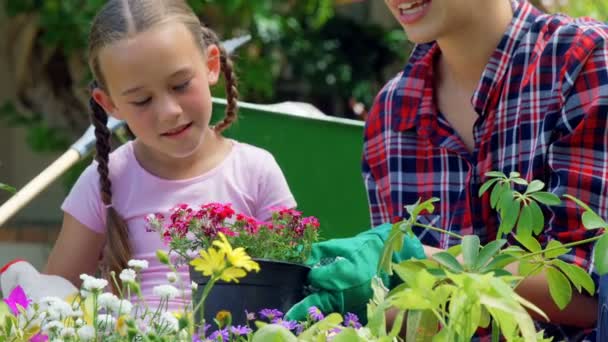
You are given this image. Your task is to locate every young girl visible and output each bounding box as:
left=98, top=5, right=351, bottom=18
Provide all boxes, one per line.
left=44, top=0, right=296, bottom=310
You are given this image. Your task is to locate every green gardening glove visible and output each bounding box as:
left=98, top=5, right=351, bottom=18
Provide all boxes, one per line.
left=285, top=223, right=425, bottom=322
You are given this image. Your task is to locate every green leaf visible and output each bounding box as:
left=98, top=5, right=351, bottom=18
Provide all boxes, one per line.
left=378, top=224, right=404, bottom=274
left=462, top=235, right=480, bottom=270
left=515, top=232, right=541, bottom=252
left=518, top=260, right=543, bottom=277
left=0, top=183, right=15, bottom=194
left=594, top=233, right=608, bottom=275
left=474, top=239, right=507, bottom=270
left=332, top=328, right=363, bottom=342
left=407, top=197, right=440, bottom=219
left=393, top=262, right=424, bottom=287
left=582, top=211, right=608, bottom=230
left=511, top=178, right=528, bottom=186
left=388, top=309, right=405, bottom=339
left=479, top=178, right=500, bottom=197
left=479, top=306, right=491, bottom=328
left=446, top=244, right=462, bottom=257
left=296, top=313, right=343, bottom=341
left=490, top=182, right=508, bottom=209
left=552, top=259, right=595, bottom=295
left=516, top=204, right=533, bottom=237
left=498, top=197, right=519, bottom=236
left=546, top=267, right=572, bottom=310
left=481, top=254, right=517, bottom=273
left=497, top=187, right=515, bottom=217
left=251, top=324, right=298, bottom=342
left=530, top=192, right=561, bottom=206
left=406, top=310, right=439, bottom=342
left=527, top=200, right=545, bottom=235
left=485, top=171, right=507, bottom=179
left=432, top=252, right=464, bottom=273
left=509, top=171, right=521, bottom=178
left=525, top=180, right=545, bottom=194
left=544, top=240, right=570, bottom=259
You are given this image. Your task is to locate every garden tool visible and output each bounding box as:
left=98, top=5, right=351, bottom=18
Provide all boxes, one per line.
left=0, top=35, right=252, bottom=227
left=285, top=223, right=425, bottom=322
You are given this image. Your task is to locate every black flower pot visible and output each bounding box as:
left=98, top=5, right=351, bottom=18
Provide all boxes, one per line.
left=189, top=259, right=310, bottom=327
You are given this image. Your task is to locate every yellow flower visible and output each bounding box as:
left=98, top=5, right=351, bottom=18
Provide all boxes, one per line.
left=213, top=233, right=260, bottom=272
left=219, top=266, right=247, bottom=282
left=190, top=247, right=226, bottom=277
left=228, top=247, right=260, bottom=272
left=215, top=310, right=232, bottom=327
left=116, top=315, right=128, bottom=336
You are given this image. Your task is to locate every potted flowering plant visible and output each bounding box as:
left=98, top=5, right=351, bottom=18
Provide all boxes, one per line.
left=145, top=203, right=320, bottom=327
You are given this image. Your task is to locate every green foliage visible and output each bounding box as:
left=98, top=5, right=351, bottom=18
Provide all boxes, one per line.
left=0, top=183, right=16, bottom=194
left=378, top=170, right=607, bottom=340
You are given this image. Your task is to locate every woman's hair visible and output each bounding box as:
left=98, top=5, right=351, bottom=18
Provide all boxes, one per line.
left=86, top=0, right=238, bottom=284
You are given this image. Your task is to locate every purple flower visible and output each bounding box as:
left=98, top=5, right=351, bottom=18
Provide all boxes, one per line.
left=29, top=334, right=48, bottom=342
left=259, top=308, right=283, bottom=321
left=272, top=318, right=299, bottom=331
left=344, top=312, right=362, bottom=329
left=208, top=328, right=229, bottom=341
left=230, top=325, right=252, bottom=336
left=307, top=306, right=324, bottom=321
left=3, top=286, right=30, bottom=315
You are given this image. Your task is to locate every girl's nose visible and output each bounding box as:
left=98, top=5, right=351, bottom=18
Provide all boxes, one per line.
left=157, top=95, right=182, bottom=120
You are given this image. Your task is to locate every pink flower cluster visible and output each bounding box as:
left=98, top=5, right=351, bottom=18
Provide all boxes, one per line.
left=146, top=203, right=319, bottom=244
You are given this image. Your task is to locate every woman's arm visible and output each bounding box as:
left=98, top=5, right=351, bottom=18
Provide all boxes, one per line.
left=44, top=212, right=106, bottom=287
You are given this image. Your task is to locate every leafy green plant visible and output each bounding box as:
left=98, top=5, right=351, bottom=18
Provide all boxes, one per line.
left=0, top=182, right=16, bottom=194
left=378, top=171, right=607, bottom=341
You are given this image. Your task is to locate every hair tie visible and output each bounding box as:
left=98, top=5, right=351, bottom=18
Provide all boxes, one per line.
left=105, top=203, right=113, bottom=209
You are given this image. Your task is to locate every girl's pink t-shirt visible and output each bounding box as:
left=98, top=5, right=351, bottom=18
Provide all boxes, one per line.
left=61, top=139, right=296, bottom=310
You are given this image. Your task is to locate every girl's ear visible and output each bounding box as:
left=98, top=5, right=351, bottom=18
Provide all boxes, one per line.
left=206, top=44, right=221, bottom=86
left=92, top=87, right=122, bottom=120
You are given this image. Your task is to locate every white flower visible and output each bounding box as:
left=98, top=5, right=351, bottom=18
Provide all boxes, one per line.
left=191, top=281, right=198, bottom=291
left=98, top=293, right=120, bottom=310
left=159, top=312, right=179, bottom=332
left=79, top=274, right=108, bottom=292
left=42, top=299, right=73, bottom=321
left=114, top=299, right=133, bottom=316
left=43, top=320, right=64, bottom=333
left=128, top=259, right=149, bottom=271
left=97, top=314, right=117, bottom=333
left=120, top=268, right=137, bottom=283
left=75, top=318, right=84, bottom=326
left=72, top=309, right=83, bottom=318
left=77, top=325, right=95, bottom=340
left=61, top=327, right=76, bottom=338
left=153, top=284, right=180, bottom=300
left=166, top=272, right=178, bottom=283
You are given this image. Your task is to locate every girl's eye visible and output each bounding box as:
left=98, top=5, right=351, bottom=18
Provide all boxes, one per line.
left=173, top=79, right=191, bottom=92
left=131, top=98, right=151, bottom=106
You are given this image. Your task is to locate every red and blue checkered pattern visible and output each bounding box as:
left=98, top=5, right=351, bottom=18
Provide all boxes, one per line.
left=363, top=1, right=608, bottom=340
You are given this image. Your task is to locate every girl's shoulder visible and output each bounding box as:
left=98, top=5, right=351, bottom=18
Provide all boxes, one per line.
left=80, top=141, right=136, bottom=180
left=227, top=140, right=285, bottom=181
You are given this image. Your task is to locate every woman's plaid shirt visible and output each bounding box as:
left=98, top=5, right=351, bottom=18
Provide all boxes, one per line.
left=362, top=1, right=608, bottom=340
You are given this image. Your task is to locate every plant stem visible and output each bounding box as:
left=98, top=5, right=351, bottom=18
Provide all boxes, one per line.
left=193, top=276, right=218, bottom=333
left=491, top=319, right=500, bottom=342
left=413, top=223, right=464, bottom=240
left=518, top=235, right=602, bottom=260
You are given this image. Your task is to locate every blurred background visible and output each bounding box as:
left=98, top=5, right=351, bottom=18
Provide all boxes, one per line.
left=0, top=0, right=606, bottom=268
